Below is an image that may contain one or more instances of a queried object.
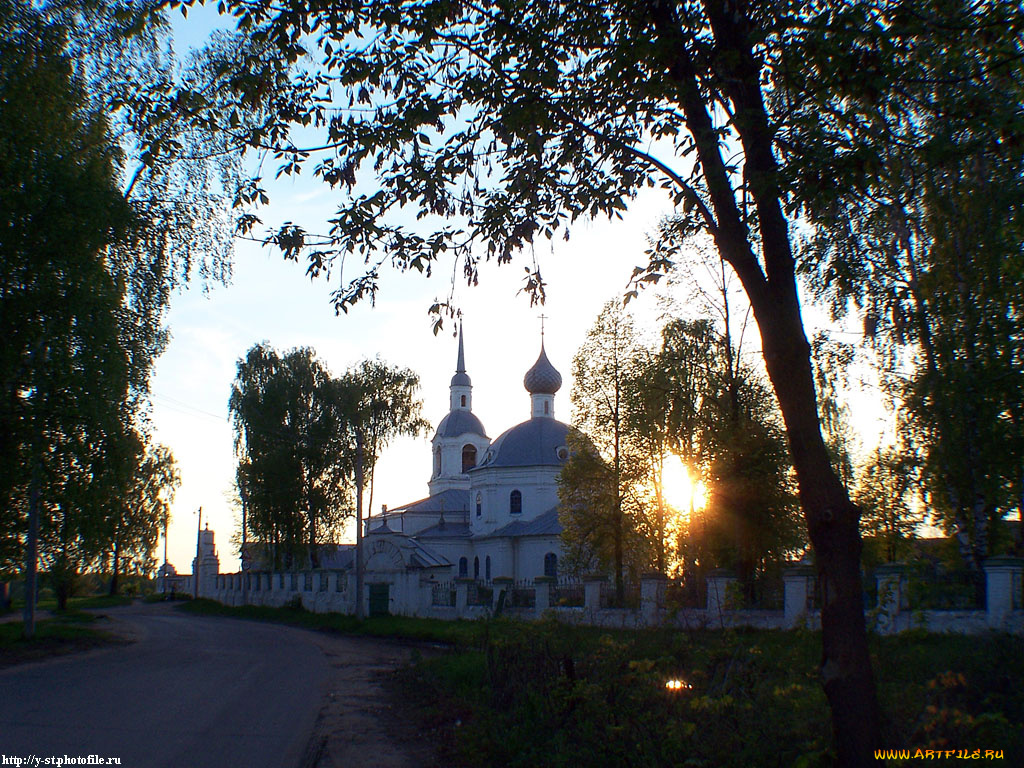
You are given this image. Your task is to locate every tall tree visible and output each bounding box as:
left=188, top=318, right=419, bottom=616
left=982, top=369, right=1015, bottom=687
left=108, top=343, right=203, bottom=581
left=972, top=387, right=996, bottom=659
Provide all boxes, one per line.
left=229, top=344, right=351, bottom=568
left=333, top=359, right=428, bottom=619
left=563, top=302, right=646, bottom=600
left=786, top=0, right=1024, bottom=587
left=856, top=446, right=920, bottom=566
left=0, top=0, right=160, bottom=627
left=154, top=1, right=1024, bottom=758
left=102, top=440, right=180, bottom=597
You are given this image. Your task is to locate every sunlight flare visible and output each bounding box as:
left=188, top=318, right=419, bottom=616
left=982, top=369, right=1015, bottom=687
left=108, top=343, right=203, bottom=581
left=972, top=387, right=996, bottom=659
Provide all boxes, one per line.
left=661, top=455, right=707, bottom=514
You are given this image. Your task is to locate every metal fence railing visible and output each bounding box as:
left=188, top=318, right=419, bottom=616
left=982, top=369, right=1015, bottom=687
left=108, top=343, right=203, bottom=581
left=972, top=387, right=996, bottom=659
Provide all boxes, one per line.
left=431, top=580, right=456, bottom=607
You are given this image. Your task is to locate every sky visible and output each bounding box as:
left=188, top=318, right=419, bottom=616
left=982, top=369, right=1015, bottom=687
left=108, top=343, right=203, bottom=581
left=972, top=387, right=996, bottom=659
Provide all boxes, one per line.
left=153, top=7, right=890, bottom=574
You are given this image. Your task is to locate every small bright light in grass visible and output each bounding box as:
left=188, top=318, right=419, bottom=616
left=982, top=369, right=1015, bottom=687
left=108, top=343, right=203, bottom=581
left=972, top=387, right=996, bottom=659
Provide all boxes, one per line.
left=665, top=679, right=691, bottom=691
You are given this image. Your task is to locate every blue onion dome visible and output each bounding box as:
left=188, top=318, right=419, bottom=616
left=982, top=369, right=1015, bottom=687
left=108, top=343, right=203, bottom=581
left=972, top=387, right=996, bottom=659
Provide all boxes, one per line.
left=523, top=344, right=562, bottom=394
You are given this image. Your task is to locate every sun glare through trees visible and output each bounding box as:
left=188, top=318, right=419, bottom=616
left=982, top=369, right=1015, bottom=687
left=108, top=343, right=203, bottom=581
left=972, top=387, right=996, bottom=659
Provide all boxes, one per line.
left=660, top=454, right=707, bottom=523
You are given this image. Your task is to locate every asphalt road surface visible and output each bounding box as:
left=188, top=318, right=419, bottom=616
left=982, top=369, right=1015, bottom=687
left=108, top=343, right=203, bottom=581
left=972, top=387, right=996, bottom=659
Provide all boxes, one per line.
left=0, top=602, right=418, bottom=768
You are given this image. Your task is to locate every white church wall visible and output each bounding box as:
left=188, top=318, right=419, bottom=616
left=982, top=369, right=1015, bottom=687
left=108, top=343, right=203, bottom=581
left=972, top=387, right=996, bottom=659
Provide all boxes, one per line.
left=469, top=465, right=561, bottom=536
left=516, top=537, right=562, bottom=580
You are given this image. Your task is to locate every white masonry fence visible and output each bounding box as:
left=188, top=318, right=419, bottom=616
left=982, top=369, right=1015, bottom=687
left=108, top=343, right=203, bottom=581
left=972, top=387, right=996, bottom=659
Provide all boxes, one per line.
left=185, top=557, right=1024, bottom=635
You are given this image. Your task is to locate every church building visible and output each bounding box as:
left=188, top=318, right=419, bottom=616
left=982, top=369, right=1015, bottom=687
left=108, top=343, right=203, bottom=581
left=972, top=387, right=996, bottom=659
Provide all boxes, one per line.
left=361, top=327, right=573, bottom=605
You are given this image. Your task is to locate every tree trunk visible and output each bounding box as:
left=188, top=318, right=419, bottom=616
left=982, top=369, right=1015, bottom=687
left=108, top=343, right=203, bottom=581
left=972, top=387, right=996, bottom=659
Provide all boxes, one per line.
left=757, top=303, right=881, bottom=766
left=644, top=2, right=883, bottom=762
left=22, top=462, right=40, bottom=639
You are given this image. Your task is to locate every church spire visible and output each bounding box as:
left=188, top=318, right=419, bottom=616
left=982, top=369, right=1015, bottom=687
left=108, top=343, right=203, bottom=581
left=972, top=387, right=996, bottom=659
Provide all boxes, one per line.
left=456, top=323, right=466, bottom=374
left=449, top=322, right=472, bottom=409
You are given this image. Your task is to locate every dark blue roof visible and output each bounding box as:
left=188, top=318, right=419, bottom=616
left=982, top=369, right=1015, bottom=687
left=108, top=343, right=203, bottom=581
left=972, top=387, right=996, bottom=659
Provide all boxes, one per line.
left=416, top=520, right=472, bottom=539
left=488, top=506, right=562, bottom=537
left=478, top=418, right=572, bottom=468
left=319, top=546, right=356, bottom=569
left=390, top=488, right=470, bottom=515
left=435, top=410, right=487, bottom=439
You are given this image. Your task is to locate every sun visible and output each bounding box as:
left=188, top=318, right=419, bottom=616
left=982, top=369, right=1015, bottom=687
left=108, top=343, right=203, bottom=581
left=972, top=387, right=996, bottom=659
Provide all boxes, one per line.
left=661, top=454, right=707, bottom=514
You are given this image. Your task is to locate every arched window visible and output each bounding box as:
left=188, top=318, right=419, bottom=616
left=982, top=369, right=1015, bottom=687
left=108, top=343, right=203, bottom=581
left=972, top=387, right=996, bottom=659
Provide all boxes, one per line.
left=462, top=444, right=477, bottom=473
left=475, top=493, right=482, bottom=518
left=460, top=394, right=467, bottom=407
left=544, top=553, right=558, bottom=578
left=458, top=557, right=468, bottom=578
left=485, top=555, right=492, bottom=581
left=433, top=446, right=441, bottom=476
left=510, top=489, right=522, bottom=515
left=473, top=557, right=480, bottom=580
left=544, top=400, right=549, bottom=414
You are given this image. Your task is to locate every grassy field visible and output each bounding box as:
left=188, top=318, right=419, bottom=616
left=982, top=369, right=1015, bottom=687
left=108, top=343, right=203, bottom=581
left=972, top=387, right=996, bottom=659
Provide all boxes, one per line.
left=178, top=600, right=1023, bottom=767
left=4, top=594, right=134, bottom=614
left=0, top=608, right=125, bottom=667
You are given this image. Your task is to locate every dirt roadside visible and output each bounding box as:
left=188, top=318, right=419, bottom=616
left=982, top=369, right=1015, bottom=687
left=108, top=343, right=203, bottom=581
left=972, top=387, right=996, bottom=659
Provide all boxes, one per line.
left=299, top=632, right=440, bottom=768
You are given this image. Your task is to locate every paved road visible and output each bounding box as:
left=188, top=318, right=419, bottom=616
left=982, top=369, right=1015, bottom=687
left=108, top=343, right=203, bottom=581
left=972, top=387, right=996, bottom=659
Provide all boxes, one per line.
left=0, top=603, right=330, bottom=768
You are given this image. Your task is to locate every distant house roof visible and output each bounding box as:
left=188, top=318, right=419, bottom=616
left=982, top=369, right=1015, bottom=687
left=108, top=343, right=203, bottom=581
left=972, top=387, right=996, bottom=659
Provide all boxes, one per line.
left=488, top=506, right=562, bottom=538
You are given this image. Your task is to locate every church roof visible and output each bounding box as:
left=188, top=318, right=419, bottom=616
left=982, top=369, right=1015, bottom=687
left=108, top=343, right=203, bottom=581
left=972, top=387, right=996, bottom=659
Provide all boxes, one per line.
left=415, top=520, right=472, bottom=539
left=435, top=410, right=487, bottom=439
left=523, top=343, right=562, bottom=395
left=478, top=418, right=572, bottom=469
left=405, top=540, right=451, bottom=568
left=319, top=545, right=356, bottom=570
left=389, top=488, right=470, bottom=515
left=488, top=506, right=562, bottom=537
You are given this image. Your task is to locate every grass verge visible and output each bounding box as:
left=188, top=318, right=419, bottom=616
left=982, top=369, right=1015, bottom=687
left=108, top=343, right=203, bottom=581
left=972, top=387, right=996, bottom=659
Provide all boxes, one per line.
left=7, top=594, right=134, bottom=614
left=0, top=613, right=124, bottom=668
left=178, top=598, right=488, bottom=647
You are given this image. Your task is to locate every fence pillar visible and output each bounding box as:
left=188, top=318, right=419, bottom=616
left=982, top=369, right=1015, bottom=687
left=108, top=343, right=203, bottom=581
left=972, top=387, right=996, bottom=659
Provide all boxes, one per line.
left=874, top=563, right=907, bottom=632
left=455, top=577, right=472, bottom=617
left=706, top=569, right=737, bottom=613
left=783, top=564, right=816, bottom=628
left=584, top=576, right=604, bottom=613
left=640, top=573, right=667, bottom=625
left=534, top=576, right=554, bottom=616
left=985, top=557, right=1024, bottom=628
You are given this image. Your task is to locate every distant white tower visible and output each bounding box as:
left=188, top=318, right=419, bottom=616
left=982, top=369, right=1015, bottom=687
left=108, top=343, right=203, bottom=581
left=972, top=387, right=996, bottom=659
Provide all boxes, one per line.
left=428, top=325, right=491, bottom=494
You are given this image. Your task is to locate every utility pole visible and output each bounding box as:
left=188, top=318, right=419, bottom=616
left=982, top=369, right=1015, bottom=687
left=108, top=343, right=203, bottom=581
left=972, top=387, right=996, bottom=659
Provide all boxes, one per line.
left=162, top=512, right=169, bottom=596
left=355, top=431, right=365, bottom=620
left=240, top=481, right=248, bottom=604
left=194, top=506, right=202, bottom=599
